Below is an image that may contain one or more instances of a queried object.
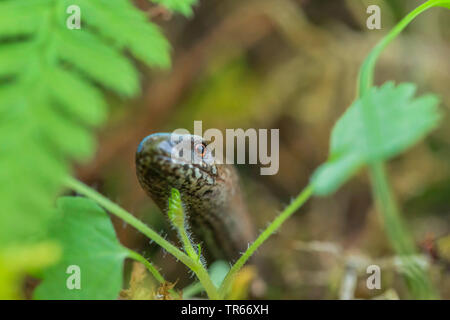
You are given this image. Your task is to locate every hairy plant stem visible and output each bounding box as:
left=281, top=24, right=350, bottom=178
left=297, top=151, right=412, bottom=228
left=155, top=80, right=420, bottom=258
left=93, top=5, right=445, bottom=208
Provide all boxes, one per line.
left=218, top=185, right=313, bottom=297
left=126, top=248, right=181, bottom=299
left=357, top=0, right=448, bottom=299
left=125, top=248, right=165, bottom=283
left=173, top=215, right=200, bottom=263
left=64, top=176, right=220, bottom=299
left=64, top=176, right=314, bottom=299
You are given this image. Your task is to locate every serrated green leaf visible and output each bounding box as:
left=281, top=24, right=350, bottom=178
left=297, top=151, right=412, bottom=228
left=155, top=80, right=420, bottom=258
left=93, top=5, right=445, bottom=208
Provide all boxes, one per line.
left=151, top=0, right=198, bottom=17
left=312, top=82, right=442, bottom=196
left=34, top=197, right=128, bottom=300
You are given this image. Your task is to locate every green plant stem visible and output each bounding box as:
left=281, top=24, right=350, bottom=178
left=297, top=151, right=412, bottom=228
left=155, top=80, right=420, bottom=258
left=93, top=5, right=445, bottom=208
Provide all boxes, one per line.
left=369, top=163, right=436, bottom=298
left=64, top=176, right=220, bottom=300
left=357, top=0, right=448, bottom=299
left=218, top=185, right=313, bottom=297
left=369, top=164, right=415, bottom=254
left=178, top=224, right=199, bottom=261
left=168, top=189, right=200, bottom=261
left=358, top=0, right=445, bottom=95
left=126, top=248, right=181, bottom=299
left=125, top=248, right=165, bottom=283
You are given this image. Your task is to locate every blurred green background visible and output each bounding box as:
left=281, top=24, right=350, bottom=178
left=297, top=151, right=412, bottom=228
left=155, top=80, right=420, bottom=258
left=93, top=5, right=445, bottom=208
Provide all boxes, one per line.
left=66, top=0, right=450, bottom=299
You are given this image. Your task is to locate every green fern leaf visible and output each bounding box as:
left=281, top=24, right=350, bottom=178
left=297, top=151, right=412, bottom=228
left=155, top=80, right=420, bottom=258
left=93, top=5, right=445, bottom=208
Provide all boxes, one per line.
left=0, top=0, right=198, bottom=298
left=47, top=67, right=106, bottom=126
left=0, top=42, right=34, bottom=77
left=0, top=0, right=50, bottom=37
left=151, top=0, right=198, bottom=17
left=55, top=28, right=140, bottom=96
left=0, top=0, right=173, bottom=247
left=78, top=0, right=171, bottom=68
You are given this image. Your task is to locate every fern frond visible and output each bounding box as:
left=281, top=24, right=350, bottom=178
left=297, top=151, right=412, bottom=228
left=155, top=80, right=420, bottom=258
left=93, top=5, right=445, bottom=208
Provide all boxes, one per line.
left=151, top=0, right=198, bottom=17
left=0, top=0, right=174, bottom=245
left=0, top=0, right=50, bottom=37
left=79, top=0, right=171, bottom=68
left=55, top=28, right=140, bottom=96
left=0, top=42, right=34, bottom=77
left=47, top=67, right=106, bottom=126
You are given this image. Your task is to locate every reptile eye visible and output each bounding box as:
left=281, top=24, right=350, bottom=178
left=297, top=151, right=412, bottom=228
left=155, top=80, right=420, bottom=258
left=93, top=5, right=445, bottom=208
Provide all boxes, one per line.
left=194, top=143, right=207, bottom=157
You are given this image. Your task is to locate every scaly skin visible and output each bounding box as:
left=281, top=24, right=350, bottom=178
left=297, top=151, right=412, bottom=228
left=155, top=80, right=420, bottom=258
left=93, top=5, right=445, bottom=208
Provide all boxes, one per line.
left=135, top=133, right=255, bottom=262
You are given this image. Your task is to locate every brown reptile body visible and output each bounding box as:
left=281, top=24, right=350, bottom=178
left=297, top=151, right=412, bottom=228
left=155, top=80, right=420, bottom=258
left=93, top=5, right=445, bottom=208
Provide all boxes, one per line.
left=135, top=133, right=255, bottom=262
